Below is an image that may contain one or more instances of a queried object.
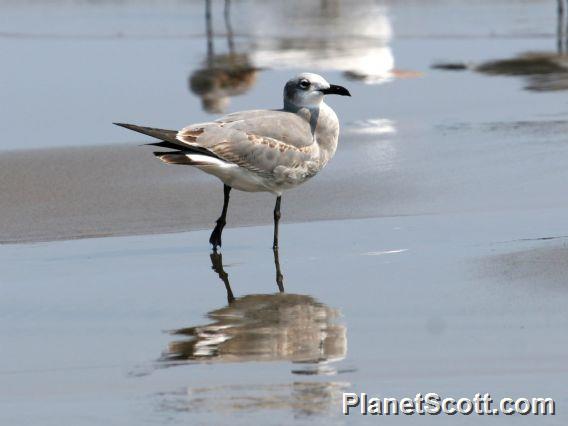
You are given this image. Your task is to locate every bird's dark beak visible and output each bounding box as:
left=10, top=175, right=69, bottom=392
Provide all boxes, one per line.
left=321, top=84, right=351, bottom=97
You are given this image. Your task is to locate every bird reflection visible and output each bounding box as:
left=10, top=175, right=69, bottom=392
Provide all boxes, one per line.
left=188, top=0, right=418, bottom=113
left=189, top=0, right=258, bottom=113
left=476, top=52, right=568, bottom=92
left=434, top=1, right=568, bottom=92
left=160, top=249, right=347, bottom=373
left=558, top=0, right=568, bottom=54
left=245, top=0, right=398, bottom=84
left=161, top=381, right=350, bottom=416
left=475, top=0, right=568, bottom=91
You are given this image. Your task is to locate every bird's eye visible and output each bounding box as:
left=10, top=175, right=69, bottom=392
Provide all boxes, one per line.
left=299, top=79, right=310, bottom=89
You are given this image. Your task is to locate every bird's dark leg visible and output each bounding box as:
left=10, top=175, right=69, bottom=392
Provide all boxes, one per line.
left=558, top=0, right=565, bottom=53
left=565, top=0, right=568, bottom=53
left=205, top=0, right=214, bottom=65
left=224, top=0, right=235, bottom=54
left=273, top=196, right=282, bottom=250
left=209, top=185, right=231, bottom=251
left=210, top=251, right=235, bottom=304
left=273, top=246, right=284, bottom=292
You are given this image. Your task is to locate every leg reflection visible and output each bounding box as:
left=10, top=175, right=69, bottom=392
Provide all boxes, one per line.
left=558, top=0, right=568, bottom=54
left=558, top=0, right=565, bottom=53
left=160, top=251, right=346, bottom=369
left=210, top=251, right=235, bottom=304
left=224, top=0, right=235, bottom=54
left=209, top=248, right=285, bottom=298
left=273, top=247, right=285, bottom=293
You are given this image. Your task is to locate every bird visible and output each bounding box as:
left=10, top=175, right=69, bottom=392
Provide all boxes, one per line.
left=115, top=72, right=350, bottom=250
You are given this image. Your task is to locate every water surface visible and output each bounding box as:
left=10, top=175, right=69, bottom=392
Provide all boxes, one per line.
left=1, top=1, right=567, bottom=424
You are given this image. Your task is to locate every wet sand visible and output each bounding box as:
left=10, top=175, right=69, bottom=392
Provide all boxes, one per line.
left=3, top=106, right=568, bottom=243
left=0, top=140, right=401, bottom=243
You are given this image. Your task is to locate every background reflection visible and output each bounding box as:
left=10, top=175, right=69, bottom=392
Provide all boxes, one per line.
left=160, top=251, right=347, bottom=372
left=476, top=52, right=568, bottom=92
left=160, top=381, right=350, bottom=417
left=433, top=0, right=568, bottom=92
left=189, top=0, right=258, bottom=113
left=243, top=0, right=394, bottom=84
left=189, top=0, right=396, bottom=113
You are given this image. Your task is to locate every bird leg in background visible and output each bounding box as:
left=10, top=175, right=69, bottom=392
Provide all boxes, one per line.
left=205, top=0, right=214, bottom=65
left=210, top=251, right=235, bottom=304
left=558, top=0, right=566, bottom=53
left=273, top=196, right=282, bottom=249
left=209, top=184, right=231, bottom=250
left=224, top=0, right=235, bottom=54
left=273, top=246, right=285, bottom=292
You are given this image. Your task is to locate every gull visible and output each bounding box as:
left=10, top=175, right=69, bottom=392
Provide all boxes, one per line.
left=115, top=72, right=350, bottom=250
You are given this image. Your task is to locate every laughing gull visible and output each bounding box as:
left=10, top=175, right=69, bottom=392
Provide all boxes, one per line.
left=115, top=72, right=350, bottom=250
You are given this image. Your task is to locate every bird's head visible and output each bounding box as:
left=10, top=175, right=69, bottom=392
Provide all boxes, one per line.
left=284, top=73, right=351, bottom=109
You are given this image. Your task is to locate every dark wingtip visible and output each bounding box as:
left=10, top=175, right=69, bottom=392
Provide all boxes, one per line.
left=114, top=122, right=132, bottom=129
left=146, top=141, right=181, bottom=150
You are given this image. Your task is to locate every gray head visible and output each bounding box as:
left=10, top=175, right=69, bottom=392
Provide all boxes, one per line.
left=284, top=72, right=351, bottom=109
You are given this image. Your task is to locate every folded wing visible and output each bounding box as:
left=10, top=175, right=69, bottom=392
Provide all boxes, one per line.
left=175, top=110, right=317, bottom=176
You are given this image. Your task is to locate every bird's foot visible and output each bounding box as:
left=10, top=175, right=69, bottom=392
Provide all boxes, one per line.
left=209, top=228, right=223, bottom=251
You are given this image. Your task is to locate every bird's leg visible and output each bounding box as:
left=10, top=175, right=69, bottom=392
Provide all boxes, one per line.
left=273, top=196, right=282, bottom=250
left=558, top=0, right=565, bottom=53
left=565, top=0, right=568, bottom=53
left=224, top=0, right=235, bottom=54
left=210, top=251, right=235, bottom=304
left=209, top=185, right=231, bottom=251
left=205, top=0, right=214, bottom=65
left=273, top=246, right=284, bottom=292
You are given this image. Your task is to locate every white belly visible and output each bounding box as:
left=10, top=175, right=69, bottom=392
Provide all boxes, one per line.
left=187, top=154, right=313, bottom=195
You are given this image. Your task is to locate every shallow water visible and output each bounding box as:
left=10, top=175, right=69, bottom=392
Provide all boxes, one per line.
left=1, top=0, right=568, bottom=424
left=1, top=211, right=568, bottom=425
left=0, top=0, right=563, bottom=151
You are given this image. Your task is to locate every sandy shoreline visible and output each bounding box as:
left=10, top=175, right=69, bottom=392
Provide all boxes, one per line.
left=3, top=116, right=568, bottom=244
left=0, top=142, right=395, bottom=244
left=0, top=143, right=352, bottom=243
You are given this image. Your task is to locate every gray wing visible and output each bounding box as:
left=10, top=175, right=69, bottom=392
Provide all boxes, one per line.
left=214, top=109, right=314, bottom=148
left=176, top=110, right=318, bottom=175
